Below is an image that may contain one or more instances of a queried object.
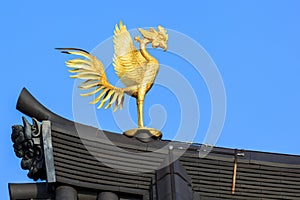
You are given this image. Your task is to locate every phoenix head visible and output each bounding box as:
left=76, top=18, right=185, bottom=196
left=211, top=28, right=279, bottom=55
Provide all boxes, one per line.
left=138, top=26, right=168, bottom=51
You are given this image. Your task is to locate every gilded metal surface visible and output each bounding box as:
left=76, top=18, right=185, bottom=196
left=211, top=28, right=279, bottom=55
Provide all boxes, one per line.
left=57, top=21, right=168, bottom=137
left=124, top=127, right=162, bottom=138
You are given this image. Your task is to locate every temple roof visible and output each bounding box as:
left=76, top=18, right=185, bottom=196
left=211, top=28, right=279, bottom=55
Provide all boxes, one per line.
left=9, top=88, right=300, bottom=200
left=51, top=122, right=300, bottom=199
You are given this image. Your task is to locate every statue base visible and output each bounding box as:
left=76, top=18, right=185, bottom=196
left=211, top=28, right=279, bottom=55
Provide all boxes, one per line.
left=123, top=127, right=162, bottom=142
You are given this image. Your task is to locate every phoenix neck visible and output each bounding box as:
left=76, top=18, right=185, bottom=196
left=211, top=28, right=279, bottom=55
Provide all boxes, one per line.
left=140, top=39, right=156, bottom=62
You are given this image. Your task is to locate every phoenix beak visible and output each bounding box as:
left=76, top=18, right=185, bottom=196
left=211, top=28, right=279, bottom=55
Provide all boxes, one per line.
left=162, top=43, right=168, bottom=51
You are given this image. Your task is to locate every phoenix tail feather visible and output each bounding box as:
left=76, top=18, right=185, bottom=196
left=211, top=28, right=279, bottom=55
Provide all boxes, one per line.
left=56, top=48, right=124, bottom=111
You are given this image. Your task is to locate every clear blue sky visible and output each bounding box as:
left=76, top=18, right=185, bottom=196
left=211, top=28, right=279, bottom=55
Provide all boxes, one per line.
left=1, top=1, right=300, bottom=198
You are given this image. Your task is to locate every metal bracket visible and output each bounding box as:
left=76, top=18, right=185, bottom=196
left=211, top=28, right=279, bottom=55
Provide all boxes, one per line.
left=42, top=120, right=56, bottom=183
left=232, top=149, right=245, bottom=194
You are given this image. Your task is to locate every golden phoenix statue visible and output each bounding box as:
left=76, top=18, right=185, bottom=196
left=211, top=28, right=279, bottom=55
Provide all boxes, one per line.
left=56, top=21, right=168, bottom=138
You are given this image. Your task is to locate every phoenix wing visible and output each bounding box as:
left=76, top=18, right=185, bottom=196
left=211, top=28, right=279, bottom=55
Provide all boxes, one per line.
left=113, top=21, right=148, bottom=87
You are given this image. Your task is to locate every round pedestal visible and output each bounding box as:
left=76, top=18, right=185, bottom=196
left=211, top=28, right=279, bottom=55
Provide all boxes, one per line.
left=123, top=127, right=162, bottom=142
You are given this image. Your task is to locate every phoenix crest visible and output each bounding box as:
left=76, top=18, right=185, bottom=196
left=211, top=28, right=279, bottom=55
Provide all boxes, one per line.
left=57, top=21, right=168, bottom=138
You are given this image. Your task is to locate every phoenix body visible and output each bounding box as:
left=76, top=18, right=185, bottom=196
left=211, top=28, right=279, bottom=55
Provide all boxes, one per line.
left=57, top=22, right=168, bottom=137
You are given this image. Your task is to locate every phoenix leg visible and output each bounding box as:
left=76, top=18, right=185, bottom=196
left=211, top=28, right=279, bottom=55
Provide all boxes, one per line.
left=137, top=98, right=144, bottom=128
left=136, top=91, right=145, bottom=128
